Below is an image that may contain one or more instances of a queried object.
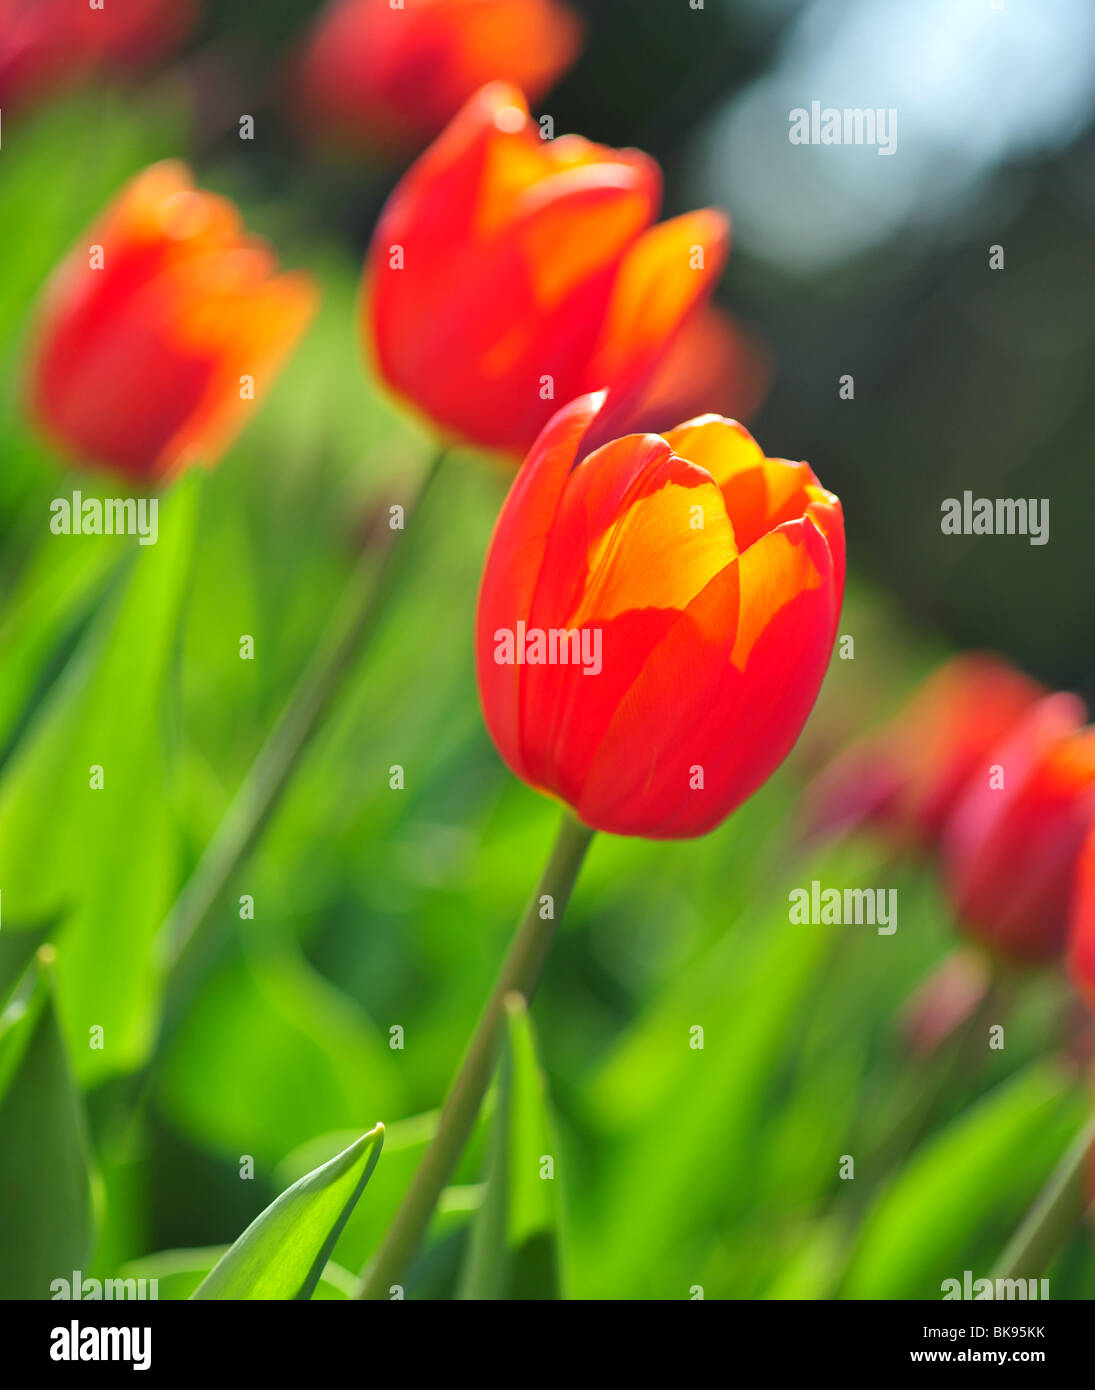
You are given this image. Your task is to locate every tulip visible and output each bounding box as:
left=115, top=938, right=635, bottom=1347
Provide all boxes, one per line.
left=475, top=392, right=845, bottom=838
left=295, top=0, right=582, bottom=155
left=801, top=654, right=1044, bottom=847
left=942, top=693, right=1095, bottom=963
left=364, top=82, right=730, bottom=458
left=0, top=0, right=198, bottom=112
left=27, top=161, right=317, bottom=482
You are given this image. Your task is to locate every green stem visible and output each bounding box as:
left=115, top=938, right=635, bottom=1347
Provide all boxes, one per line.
left=993, top=1113, right=1095, bottom=1281
left=356, top=810, right=595, bottom=1300
left=156, top=447, right=448, bottom=993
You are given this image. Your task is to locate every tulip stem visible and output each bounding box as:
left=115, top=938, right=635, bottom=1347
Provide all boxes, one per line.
left=993, top=1112, right=1095, bottom=1282
left=355, top=810, right=595, bottom=1300
left=157, top=445, right=449, bottom=992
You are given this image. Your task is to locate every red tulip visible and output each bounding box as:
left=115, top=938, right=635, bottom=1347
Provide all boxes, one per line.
left=364, top=82, right=730, bottom=458
left=27, top=161, right=317, bottom=482
left=943, top=693, right=1095, bottom=963
left=0, top=0, right=198, bottom=112
left=475, top=392, right=845, bottom=838
left=801, top=654, right=1044, bottom=847
left=295, top=0, right=582, bottom=154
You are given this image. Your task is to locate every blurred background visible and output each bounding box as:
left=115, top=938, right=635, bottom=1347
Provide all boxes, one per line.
left=0, top=0, right=1093, bottom=1300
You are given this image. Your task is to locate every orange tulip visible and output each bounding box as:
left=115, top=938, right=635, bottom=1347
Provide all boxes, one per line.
left=0, top=0, right=198, bottom=112
left=801, top=654, right=1044, bottom=847
left=942, top=693, right=1095, bottom=963
left=27, top=162, right=317, bottom=482
left=364, top=82, right=730, bottom=458
left=295, top=0, right=582, bottom=154
left=1069, top=821, right=1095, bottom=1012
left=475, top=392, right=845, bottom=838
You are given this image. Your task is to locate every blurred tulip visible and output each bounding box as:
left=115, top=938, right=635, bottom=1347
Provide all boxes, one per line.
left=364, top=82, right=730, bottom=458
left=0, top=0, right=198, bottom=112
left=801, top=653, right=1045, bottom=848
left=1068, top=824, right=1095, bottom=1011
left=943, top=693, right=1095, bottom=963
left=475, top=392, right=844, bottom=838
left=623, top=304, right=770, bottom=438
left=295, top=0, right=582, bottom=155
left=27, top=161, right=317, bottom=482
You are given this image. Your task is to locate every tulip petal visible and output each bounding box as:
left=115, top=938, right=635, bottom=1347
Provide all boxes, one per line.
left=515, top=432, right=737, bottom=801
left=584, top=208, right=730, bottom=444
left=476, top=392, right=608, bottom=782
left=579, top=505, right=841, bottom=836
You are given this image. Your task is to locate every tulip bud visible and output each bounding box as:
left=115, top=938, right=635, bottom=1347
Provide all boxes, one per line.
left=475, top=392, right=845, bottom=838
left=364, top=82, right=730, bottom=459
left=27, top=161, right=317, bottom=482
left=801, top=654, right=1045, bottom=848
left=943, top=693, right=1095, bottom=963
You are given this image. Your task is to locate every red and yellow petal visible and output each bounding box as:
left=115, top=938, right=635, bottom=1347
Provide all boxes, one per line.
left=476, top=391, right=608, bottom=781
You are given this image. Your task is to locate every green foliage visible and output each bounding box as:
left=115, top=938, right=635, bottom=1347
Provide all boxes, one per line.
left=458, top=995, right=564, bottom=1299
left=0, top=476, right=199, bottom=1083
left=0, top=953, right=97, bottom=1298
left=841, top=1064, right=1087, bottom=1299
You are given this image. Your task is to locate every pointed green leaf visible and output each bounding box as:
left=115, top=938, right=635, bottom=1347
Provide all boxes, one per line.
left=117, top=1247, right=357, bottom=1300
left=458, top=994, right=563, bottom=1300
left=192, top=1125, right=385, bottom=1300
left=0, top=950, right=97, bottom=1298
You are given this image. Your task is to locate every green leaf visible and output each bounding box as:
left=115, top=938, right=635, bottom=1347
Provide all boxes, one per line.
left=0, top=475, right=199, bottom=1082
left=841, top=1063, right=1087, bottom=1299
left=274, top=1107, right=492, bottom=1276
left=458, top=994, right=563, bottom=1300
left=116, top=1247, right=356, bottom=1301
left=192, top=1125, right=385, bottom=1300
left=0, top=950, right=97, bottom=1298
